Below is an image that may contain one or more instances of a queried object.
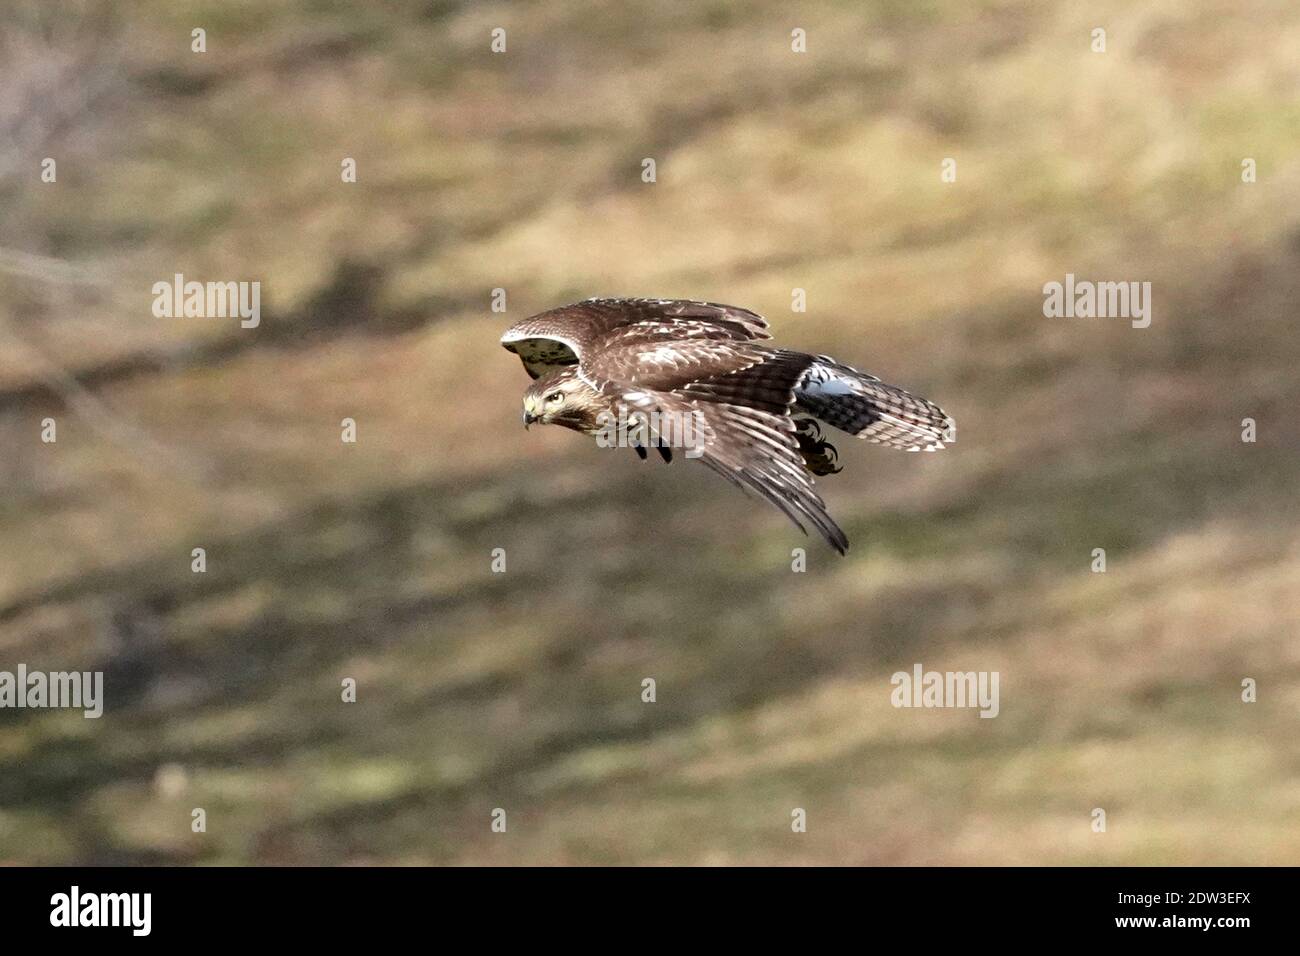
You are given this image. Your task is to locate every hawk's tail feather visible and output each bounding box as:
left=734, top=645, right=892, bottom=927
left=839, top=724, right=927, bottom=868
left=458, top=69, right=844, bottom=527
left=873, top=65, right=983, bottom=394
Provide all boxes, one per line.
left=795, top=358, right=955, bottom=452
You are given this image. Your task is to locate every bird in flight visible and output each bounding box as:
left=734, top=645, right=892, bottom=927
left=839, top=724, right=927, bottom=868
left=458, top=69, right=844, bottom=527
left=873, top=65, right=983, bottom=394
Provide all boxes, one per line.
left=501, top=298, right=954, bottom=554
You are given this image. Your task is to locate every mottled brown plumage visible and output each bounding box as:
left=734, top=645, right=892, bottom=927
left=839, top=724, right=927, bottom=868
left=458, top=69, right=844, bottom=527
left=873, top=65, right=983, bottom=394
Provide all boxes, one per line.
left=504, top=298, right=954, bottom=554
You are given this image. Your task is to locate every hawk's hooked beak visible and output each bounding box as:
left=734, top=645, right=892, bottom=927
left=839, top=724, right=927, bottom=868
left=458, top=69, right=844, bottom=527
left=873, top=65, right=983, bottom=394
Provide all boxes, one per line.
left=522, top=398, right=540, bottom=429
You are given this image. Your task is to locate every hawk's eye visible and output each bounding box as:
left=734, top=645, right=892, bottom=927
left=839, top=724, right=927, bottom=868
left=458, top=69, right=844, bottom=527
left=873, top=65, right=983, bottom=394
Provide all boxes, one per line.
left=546, top=391, right=564, bottom=404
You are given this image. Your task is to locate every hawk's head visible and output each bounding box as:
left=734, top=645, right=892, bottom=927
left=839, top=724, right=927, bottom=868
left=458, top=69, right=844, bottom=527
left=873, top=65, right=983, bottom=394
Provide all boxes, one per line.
left=522, top=368, right=604, bottom=433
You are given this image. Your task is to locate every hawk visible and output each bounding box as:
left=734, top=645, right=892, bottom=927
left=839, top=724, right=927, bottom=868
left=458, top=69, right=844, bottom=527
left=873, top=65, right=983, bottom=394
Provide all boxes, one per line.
left=502, top=298, right=954, bottom=554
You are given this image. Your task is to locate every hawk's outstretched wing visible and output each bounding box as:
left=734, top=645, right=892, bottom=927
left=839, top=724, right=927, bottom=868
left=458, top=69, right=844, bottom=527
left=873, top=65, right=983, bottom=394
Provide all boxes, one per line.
left=615, top=385, right=849, bottom=554
left=579, top=340, right=811, bottom=409
left=583, top=340, right=848, bottom=549
left=501, top=297, right=771, bottom=379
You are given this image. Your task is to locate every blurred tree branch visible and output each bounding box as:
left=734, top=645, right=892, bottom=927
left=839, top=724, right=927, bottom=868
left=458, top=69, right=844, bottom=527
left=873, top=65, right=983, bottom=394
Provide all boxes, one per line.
left=0, top=0, right=123, bottom=186
left=0, top=3, right=215, bottom=485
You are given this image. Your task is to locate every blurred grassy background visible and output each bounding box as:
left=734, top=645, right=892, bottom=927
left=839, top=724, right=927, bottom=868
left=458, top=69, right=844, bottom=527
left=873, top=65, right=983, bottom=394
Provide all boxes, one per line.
left=0, top=0, right=1298, bottom=864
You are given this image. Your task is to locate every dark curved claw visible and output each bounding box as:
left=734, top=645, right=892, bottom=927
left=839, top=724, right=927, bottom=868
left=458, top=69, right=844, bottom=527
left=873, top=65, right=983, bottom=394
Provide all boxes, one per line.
left=793, top=418, right=843, bottom=476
